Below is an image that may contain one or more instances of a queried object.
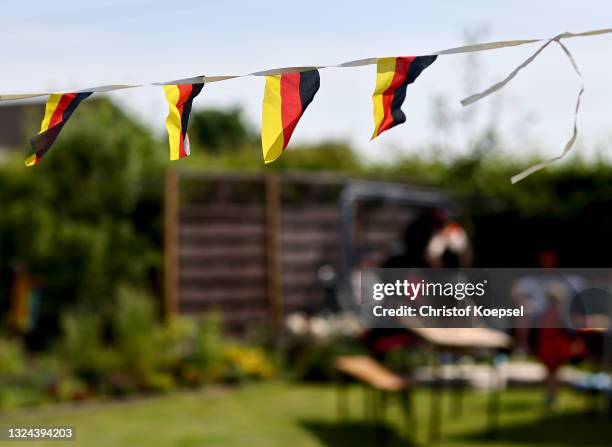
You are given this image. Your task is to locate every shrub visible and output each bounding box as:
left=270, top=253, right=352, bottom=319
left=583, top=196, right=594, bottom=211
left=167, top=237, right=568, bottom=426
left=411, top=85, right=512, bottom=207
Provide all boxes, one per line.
left=191, top=313, right=226, bottom=383
left=160, top=313, right=276, bottom=385
left=0, top=99, right=166, bottom=346
left=52, top=287, right=176, bottom=395
left=0, top=338, right=27, bottom=379
left=0, top=338, right=46, bottom=408
left=110, top=287, right=174, bottom=393
left=55, top=311, right=117, bottom=389
left=1, top=300, right=279, bottom=408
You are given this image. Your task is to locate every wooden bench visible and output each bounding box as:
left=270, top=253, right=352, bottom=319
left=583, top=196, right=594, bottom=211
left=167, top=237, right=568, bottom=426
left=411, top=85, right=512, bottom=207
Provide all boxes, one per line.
left=334, top=355, right=409, bottom=391
left=333, top=355, right=413, bottom=442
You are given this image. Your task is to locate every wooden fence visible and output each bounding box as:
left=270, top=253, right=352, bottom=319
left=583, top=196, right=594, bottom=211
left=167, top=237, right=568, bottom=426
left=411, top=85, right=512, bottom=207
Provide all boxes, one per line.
left=164, top=170, right=447, bottom=334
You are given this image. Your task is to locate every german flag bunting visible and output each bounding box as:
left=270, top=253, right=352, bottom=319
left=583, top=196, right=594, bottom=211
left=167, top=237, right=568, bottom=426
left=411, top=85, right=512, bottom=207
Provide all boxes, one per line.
left=25, top=92, right=92, bottom=166
left=163, top=83, right=203, bottom=160
left=261, top=70, right=320, bottom=163
left=371, top=55, right=437, bottom=139
left=10, top=26, right=604, bottom=182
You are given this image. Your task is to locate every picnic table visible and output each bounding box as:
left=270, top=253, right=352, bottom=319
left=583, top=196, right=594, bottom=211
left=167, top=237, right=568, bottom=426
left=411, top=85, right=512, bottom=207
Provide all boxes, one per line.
left=406, top=326, right=512, bottom=441
left=333, top=327, right=512, bottom=443
left=409, top=327, right=511, bottom=349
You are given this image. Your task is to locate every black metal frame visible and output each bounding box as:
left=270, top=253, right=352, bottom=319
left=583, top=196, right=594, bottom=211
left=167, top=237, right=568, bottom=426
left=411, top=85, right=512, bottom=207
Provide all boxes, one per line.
left=337, top=180, right=454, bottom=313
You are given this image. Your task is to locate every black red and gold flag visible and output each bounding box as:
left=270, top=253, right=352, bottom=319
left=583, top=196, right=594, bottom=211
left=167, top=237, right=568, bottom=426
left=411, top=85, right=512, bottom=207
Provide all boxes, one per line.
left=25, top=92, right=92, bottom=166
left=261, top=70, right=320, bottom=163
left=371, top=55, right=437, bottom=139
left=163, top=83, right=203, bottom=160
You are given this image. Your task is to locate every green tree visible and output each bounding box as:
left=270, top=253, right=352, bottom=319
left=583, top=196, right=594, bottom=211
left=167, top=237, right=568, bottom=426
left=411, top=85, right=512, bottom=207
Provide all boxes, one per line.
left=190, top=108, right=256, bottom=152
left=271, top=141, right=363, bottom=172
left=0, top=98, right=166, bottom=344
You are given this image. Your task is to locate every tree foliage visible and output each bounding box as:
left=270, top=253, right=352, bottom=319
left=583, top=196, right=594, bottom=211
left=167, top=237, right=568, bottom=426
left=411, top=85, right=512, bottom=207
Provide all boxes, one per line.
left=190, top=108, right=256, bottom=152
left=0, top=99, right=166, bottom=341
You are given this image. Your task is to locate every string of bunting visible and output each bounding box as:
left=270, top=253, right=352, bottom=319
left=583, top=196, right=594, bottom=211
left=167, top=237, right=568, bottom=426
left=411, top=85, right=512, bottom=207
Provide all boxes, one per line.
left=4, top=27, right=611, bottom=182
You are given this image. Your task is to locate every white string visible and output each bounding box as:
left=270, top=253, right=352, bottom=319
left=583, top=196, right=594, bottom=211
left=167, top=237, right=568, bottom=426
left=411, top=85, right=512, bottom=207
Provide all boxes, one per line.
left=460, top=36, right=558, bottom=106
left=510, top=41, right=584, bottom=183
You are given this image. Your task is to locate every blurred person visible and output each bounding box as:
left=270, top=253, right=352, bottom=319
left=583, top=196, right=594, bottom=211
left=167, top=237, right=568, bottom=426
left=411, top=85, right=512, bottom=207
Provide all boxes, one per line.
left=383, top=208, right=447, bottom=269
left=364, top=211, right=475, bottom=358
left=362, top=210, right=446, bottom=360
left=422, top=220, right=475, bottom=328
left=535, top=282, right=573, bottom=409
left=425, top=221, right=473, bottom=268
left=511, top=250, right=586, bottom=356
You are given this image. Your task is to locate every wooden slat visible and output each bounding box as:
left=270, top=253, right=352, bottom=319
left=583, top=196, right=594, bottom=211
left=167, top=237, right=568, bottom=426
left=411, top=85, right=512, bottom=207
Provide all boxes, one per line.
left=180, top=204, right=265, bottom=222
left=180, top=224, right=264, bottom=238
left=180, top=288, right=267, bottom=303
left=179, top=261, right=267, bottom=272
left=179, top=299, right=268, bottom=313
left=180, top=265, right=266, bottom=280
left=280, top=270, right=319, bottom=286
left=281, top=229, right=338, bottom=244
left=180, top=245, right=265, bottom=259
left=282, top=207, right=339, bottom=223
left=181, top=279, right=267, bottom=290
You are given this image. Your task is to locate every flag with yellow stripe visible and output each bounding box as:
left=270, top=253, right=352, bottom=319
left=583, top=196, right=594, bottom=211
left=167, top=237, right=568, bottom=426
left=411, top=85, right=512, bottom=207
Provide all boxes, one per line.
left=371, top=55, right=437, bottom=139
left=261, top=70, right=320, bottom=163
left=163, top=83, right=203, bottom=160
left=25, top=92, right=92, bottom=166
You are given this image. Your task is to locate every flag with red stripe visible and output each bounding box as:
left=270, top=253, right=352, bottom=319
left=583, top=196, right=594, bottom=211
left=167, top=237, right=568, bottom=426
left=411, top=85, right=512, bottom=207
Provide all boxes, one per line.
left=26, top=92, right=92, bottom=166
left=163, top=83, right=203, bottom=160
left=371, top=55, right=437, bottom=139
left=261, top=70, right=320, bottom=163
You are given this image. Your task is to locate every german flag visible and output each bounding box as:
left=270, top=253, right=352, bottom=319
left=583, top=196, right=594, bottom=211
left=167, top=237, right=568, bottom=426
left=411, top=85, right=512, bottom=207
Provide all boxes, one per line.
left=25, top=92, right=92, bottom=166
left=261, top=70, right=320, bottom=163
left=163, top=83, right=203, bottom=160
left=371, top=55, right=437, bottom=139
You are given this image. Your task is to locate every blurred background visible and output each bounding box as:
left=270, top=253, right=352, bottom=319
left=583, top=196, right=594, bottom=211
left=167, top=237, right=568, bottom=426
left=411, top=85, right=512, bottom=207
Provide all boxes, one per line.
left=1, top=1, right=612, bottom=446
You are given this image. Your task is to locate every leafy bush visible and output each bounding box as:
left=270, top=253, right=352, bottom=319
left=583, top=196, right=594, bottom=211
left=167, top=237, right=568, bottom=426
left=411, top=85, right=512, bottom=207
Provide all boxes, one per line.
left=0, top=338, right=27, bottom=379
left=50, top=287, right=173, bottom=396
left=55, top=310, right=117, bottom=389
left=0, top=338, right=46, bottom=408
left=161, top=313, right=232, bottom=386
left=0, top=99, right=166, bottom=344
left=186, top=312, right=225, bottom=384
left=160, top=313, right=277, bottom=385
left=111, top=287, right=173, bottom=393
left=25, top=293, right=276, bottom=408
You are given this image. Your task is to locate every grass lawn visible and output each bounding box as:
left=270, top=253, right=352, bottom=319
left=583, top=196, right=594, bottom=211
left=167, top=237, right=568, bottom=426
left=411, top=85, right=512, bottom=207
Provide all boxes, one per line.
left=1, top=382, right=610, bottom=447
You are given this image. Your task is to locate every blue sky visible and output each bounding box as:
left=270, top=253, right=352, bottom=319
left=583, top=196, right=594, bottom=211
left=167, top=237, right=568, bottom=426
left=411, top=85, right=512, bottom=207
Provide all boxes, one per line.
left=2, top=1, right=611, bottom=161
